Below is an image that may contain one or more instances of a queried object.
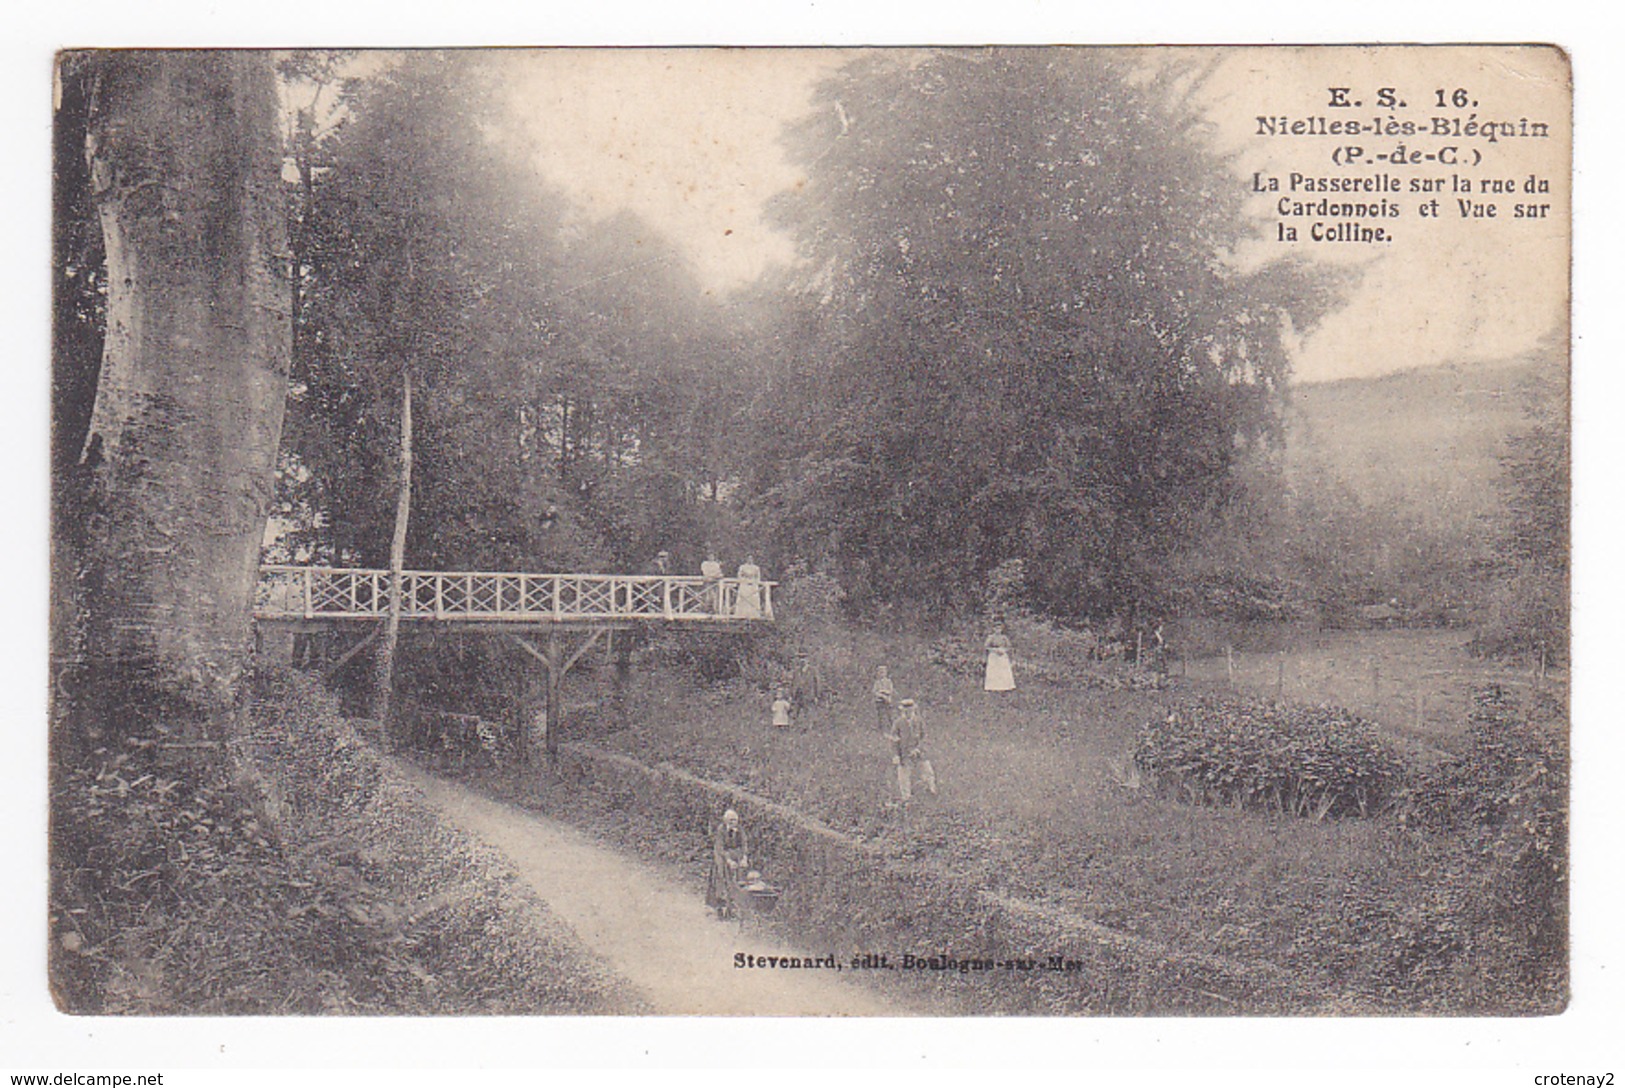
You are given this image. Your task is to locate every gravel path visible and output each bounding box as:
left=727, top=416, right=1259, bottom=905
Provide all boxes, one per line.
left=394, top=760, right=901, bottom=1016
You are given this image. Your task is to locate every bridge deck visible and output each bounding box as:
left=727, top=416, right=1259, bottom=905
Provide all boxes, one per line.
left=255, top=565, right=775, bottom=626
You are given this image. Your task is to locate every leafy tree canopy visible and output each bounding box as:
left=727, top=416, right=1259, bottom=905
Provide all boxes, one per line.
left=753, top=49, right=1343, bottom=621
left=281, top=53, right=760, bottom=576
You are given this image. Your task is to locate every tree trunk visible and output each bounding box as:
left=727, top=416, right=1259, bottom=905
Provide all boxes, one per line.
left=371, top=371, right=413, bottom=731
left=75, top=51, right=290, bottom=740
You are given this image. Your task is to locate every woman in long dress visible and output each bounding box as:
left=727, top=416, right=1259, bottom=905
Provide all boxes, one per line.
left=984, top=626, right=1016, bottom=692
left=735, top=556, right=763, bottom=619
left=705, top=809, right=749, bottom=919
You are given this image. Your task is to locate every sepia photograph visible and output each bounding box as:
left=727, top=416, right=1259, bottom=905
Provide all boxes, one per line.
left=40, top=40, right=1575, bottom=1034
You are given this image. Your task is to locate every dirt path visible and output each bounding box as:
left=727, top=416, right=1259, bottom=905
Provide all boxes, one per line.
left=393, top=760, right=902, bottom=1016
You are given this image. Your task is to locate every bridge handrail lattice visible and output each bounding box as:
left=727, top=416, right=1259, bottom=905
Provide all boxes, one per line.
left=255, top=565, right=775, bottom=623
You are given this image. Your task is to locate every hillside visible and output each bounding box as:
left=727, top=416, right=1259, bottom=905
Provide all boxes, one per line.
left=1282, top=356, right=1559, bottom=536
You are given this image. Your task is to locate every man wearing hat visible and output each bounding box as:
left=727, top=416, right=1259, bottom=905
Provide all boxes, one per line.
left=886, top=698, right=938, bottom=803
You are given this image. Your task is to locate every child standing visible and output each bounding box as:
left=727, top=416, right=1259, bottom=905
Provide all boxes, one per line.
left=771, top=688, right=792, bottom=730
left=872, top=665, right=895, bottom=733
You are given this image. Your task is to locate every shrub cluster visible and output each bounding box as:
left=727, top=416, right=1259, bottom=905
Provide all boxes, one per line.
left=1133, top=696, right=1408, bottom=820
left=49, top=738, right=311, bottom=1013
left=1403, top=687, right=1565, bottom=831
left=1401, top=686, right=1568, bottom=987
left=49, top=668, right=638, bottom=1014
left=1180, top=570, right=1306, bottom=625
left=1466, top=565, right=1568, bottom=667
left=542, top=746, right=1321, bottom=1014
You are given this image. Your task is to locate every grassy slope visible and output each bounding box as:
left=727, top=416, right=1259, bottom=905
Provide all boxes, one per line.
left=567, top=624, right=1556, bottom=1012
left=1283, top=357, right=1544, bottom=534
left=49, top=671, right=643, bottom=1015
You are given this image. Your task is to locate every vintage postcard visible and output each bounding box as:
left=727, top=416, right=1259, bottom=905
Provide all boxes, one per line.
left=43, top=43, right=1571, bottom=1033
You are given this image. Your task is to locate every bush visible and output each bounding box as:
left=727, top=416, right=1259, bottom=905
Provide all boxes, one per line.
left=1182, top=569, right=1307, bottom=625
left=981, top=558, right=1030, bottom=623
left=648, top=627, right=786, bottom=688
left=1404, top=687, right=1565, bottom=831
left=48, top=668, right=639, bottom=1014
left=1391, top=685, right=1566, bottom=1000
left=1467, top=564, right=1568, bottom=666
left=776, top=561, right=847, bottom=629
left=1133, top=696, right=1408, bottom=820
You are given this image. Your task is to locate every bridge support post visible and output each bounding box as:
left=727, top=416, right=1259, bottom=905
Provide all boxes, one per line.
left=543, top=633, right=563, bottom=765
left=612, top=629, right=632, bottom=731
left=512, top=628, right=608, bottom=768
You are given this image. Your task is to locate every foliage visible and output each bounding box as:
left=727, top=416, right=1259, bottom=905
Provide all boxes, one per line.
left=980, top=558, right=1029, bottom=620
left=1181, top=568, right=1306, bottom=625
left=51, top=668, right=639, bottom=1014
left=276, top=53, right=784, bottom=726
left=281, top=53, right=759, bottom=577
left=1394, top=686, right=1568, bottom=994
left=1133, top=696, right=1409, bottom=820
left=1470, top=372, right=1569, bottom=662
left=388, top=634, right=539, bottom=757
left=775, top=560, right=849, bottom=629
left=648, top=628, right=787, bottom=689
left=1403, top=689, right=1567, bottom=904
left=1468, top=566, right=1569, bottom=665
left=480, top=619, right=1562, bottom=1011
left=751, top=49, right=1341, bottom=622
left=1285, top=476, right=1492, bottom=630
left=50, top=740, right=303, bottom=1012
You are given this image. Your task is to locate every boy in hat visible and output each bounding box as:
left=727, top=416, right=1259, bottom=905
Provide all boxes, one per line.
left=886, top=698, right=938, bottom=802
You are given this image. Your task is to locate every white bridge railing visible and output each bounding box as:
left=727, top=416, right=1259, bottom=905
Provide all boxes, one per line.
left=255, top=565, right=775, bottom=624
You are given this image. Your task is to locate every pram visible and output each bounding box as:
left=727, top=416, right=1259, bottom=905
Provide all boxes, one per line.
left=706, top=814, right=780, bottom=924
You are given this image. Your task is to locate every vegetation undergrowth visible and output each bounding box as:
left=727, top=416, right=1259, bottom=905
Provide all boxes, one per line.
left=499, top=615, right=1566, bottom=1014
left=1134, top=697, right=1409, bottom=820
left=49, top=668, right=639, bottom=1014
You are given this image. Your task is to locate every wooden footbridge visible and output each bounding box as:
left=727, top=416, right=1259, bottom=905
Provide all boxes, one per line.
left=255, top=565, right=776, bottom=759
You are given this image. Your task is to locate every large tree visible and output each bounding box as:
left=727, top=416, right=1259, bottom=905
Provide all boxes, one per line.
left=285, top=54, right=759, bottom=577
left=65, top=51, right=291, bottom=738
left=755, top=50, right=1338, bottom=620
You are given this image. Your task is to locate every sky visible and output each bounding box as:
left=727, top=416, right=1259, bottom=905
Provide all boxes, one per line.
left=494, top=46, right=1569, bottom=384
left=499, top=49, right=841, bottom=293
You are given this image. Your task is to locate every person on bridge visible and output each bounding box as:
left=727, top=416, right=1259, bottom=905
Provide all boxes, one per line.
left=886, top=698, right=937, bottom=803
left=705, top=808, right=750, bottom=920
left=735, top=557, right=763, bottom=619
left=700, top=552, right=724, bottom=614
